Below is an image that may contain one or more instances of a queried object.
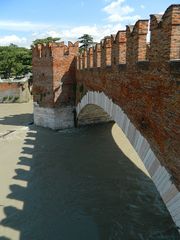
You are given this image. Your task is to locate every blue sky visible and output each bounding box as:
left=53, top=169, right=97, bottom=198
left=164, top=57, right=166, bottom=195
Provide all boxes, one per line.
left=0, top=0, right=177, bottom=47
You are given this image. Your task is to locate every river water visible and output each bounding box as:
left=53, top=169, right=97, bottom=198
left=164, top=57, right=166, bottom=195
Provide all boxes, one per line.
left=1, top=119, right=179, bottom=239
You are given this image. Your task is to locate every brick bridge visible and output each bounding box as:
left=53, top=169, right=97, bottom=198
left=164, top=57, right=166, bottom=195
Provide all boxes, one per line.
left=32, top=5, right=180, bottom=233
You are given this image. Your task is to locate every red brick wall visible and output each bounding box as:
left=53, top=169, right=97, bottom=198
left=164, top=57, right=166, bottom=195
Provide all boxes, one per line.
left=32, top=41, right=79, bottom=108
left=76, top=5, right=180, bottom=189
left=32, top=4, right=180, bottom=189
left=0, top=83, right=19, bottom=90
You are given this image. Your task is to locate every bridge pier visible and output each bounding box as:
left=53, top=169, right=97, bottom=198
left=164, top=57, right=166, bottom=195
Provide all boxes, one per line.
left=33, top=103, right=74, bottom=130
left=32, top=41, right=79, bottom=130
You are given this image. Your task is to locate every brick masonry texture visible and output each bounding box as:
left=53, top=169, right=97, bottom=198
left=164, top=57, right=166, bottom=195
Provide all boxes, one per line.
left=33, top=4, right=180, bottom=227
left=76, top=5, right=180, bottom=190
left=76, top=91, right=180, bottom=230
left=32, top=4, right=180, bottom=225
left=32, top=41, right=79, bottom=108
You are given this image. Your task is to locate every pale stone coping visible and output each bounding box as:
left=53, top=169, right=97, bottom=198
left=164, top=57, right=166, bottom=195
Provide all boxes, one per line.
left=76, top=90, right=180, bottom=231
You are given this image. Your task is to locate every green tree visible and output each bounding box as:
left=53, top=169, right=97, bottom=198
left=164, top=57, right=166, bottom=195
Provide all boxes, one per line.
left=32, top=37, right=61, bottom=46
left=0, top=45, right=31, bottom=79
left=78, top=34, right=94, bottom=52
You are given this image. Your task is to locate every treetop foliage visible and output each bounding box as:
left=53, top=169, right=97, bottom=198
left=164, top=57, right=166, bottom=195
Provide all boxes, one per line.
left=0, top=35, right=94, bottom=79
left=78, top=34, right=94, bottom=52
left=0, top=37, right=60, bottom=79
left=0, top=44, right=31, bottom=79
left=32, top=37, right=61, bottom=46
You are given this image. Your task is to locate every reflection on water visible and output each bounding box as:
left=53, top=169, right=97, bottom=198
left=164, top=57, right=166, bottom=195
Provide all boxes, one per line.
left=1, top=123, right=179, bottom=239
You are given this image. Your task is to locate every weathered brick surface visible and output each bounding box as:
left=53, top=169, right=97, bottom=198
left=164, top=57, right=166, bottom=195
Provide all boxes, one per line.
left=32, top=4, right=180, bottom=189
left=0, top=83, right=19, bottom=90
left=32, top=41, right=79, bottom=108
left=76, top=5, right=180, bottom=189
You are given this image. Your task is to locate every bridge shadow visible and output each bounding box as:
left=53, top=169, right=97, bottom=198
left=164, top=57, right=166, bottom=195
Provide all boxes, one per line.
left=0, top=113, right=33, bottom=127
left=0, top=114, right=179, bottom=239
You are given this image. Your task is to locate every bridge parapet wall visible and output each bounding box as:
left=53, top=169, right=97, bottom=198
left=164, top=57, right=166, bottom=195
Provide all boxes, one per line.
left=76, top=5, right=180, bottom=190
left=31, top=4, right=180, bottom=231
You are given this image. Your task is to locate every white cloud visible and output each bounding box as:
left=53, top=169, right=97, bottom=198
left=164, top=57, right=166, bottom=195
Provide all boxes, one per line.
left=140, top=4, right=145, bottom=9
left=28, top=23, right=125, bottom=47
left=32, top=26, right=107, bottom=44
left=102, top=0, right=140, bottom=23
left=62, top=25, right=99, bottom=39
left=0, top=1, right=142, bottom=48
left=107, top=14, right=140, bottom=22
left=46, top=31, right=61, bottom=38
left=0, top=35, right=27, bottom=46
left=0, top=20, right=50, bottom=31
left=103, top=0, right=125, bottom=14
left=0, top=22, right=126, bottom=47
left=53, top=24, right=124, bottom=43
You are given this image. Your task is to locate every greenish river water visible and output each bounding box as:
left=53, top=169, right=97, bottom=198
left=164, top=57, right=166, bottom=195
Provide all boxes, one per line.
left=1, top=123, right=179, bottom=239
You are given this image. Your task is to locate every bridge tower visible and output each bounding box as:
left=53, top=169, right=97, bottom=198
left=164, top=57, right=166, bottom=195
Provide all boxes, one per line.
left=32, top=41, right=79, bottom=129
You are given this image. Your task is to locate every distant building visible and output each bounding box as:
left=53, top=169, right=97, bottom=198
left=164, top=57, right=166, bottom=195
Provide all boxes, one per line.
left=0, top=74, right=32, bottom=103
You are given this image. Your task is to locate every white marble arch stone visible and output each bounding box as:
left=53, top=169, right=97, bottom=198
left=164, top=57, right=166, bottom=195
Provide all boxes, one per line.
left=76, top=91, right=180, bottom=233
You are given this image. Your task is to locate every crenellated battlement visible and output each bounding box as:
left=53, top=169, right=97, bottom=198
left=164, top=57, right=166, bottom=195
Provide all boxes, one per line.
left=77, top=4, right=180, bottom=71
left=32, top=41, right=79, bottom=59
left=112, top=31, right=127, bottom=65
left=32, top=41, right=79, bottom=108
left=93, top=43, right=101, bottom=67
left=150, top=5, right=180, bottom=61
left=126, top=20, right=149, bottom=64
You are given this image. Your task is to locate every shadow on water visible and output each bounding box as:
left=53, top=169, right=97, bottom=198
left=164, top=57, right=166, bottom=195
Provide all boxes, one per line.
left=0, top=113, right=179, bottom=240
left=0, top=114, right=33, bottom=127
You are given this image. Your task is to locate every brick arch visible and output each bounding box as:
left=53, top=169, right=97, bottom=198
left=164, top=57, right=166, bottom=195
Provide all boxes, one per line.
left=77, top=104, right=112, bottom=126
left=76, top=91, right=180, bottom=232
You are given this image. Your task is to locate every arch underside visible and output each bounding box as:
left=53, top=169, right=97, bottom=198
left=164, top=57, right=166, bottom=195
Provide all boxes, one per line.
left=76, top=91, right=180, bottom=233
left=77, top=104, right=112, bottom=126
